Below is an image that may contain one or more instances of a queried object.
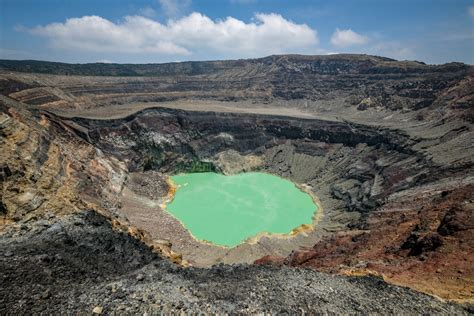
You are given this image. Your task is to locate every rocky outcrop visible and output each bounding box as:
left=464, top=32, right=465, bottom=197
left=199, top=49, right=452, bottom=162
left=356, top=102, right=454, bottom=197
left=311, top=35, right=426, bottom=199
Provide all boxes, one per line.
left=0, top=96, right=186, bottom=265
left=438, top=205, right=474, bottom=236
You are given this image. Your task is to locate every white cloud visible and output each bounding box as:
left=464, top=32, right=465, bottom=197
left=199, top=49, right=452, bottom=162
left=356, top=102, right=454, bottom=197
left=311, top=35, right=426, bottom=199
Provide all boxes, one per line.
left=468, top=6, right=474, bottom=17
left=29, top=15, right=190, bottom=55
left=27, top=13, right=318, bottom=58
left=330, top=28, right=369, bottom=47
left=158, top=0, right=191, bottom=17
left=138, top=6, right=156, bottom=18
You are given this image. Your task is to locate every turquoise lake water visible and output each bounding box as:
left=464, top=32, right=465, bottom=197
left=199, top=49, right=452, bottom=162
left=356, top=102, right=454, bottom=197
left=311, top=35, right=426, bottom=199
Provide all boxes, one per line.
left=166, top=172, right=317, bottom=247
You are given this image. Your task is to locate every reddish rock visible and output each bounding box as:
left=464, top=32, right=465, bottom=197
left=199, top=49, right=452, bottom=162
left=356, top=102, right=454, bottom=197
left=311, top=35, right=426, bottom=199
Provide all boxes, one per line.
left=254, top=255, right=284, bottom=266
left=255, top=184, right=474, bottom=302
left=438, top=205, right=474, bottom=236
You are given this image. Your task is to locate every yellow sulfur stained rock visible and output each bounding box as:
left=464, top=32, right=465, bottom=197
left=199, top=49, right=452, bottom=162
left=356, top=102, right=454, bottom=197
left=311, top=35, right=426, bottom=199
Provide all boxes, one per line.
left=92, top=306, right=103, bottom=314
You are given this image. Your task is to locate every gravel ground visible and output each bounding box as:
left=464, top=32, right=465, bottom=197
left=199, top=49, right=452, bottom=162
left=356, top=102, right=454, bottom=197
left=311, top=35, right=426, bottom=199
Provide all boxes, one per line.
left=0, top=211, right=469, bottom=314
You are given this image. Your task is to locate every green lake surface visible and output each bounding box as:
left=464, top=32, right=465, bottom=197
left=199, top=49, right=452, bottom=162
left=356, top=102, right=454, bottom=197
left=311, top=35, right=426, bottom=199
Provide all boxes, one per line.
left=166, top=172, right=317, bottom=247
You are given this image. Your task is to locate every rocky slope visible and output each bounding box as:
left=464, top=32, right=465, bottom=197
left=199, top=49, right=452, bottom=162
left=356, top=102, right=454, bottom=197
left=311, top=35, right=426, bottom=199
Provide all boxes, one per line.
left=0, top=54, right=473, bottom=312
left=0, top=211, right=467, bottom=314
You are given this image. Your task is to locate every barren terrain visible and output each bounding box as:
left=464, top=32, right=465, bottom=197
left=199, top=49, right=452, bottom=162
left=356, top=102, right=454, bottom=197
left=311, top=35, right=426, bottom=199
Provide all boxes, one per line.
left=1, top=54, right=473, bottom=313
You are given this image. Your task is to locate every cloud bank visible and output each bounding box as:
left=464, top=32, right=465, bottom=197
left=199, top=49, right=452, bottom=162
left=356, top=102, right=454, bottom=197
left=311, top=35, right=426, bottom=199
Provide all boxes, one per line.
left=330, top=28, right=369, bottom=47
left=29, top=13, right=318, bottom=58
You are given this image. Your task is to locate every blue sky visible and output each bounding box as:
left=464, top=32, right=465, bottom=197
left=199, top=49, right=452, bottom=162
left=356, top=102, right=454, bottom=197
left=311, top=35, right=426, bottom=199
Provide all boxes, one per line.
left=1, top=0, right=473, bottom=64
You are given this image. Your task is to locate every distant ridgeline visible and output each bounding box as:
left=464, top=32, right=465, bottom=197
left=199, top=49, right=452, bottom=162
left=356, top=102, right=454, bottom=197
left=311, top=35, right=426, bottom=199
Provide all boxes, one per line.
left=0, top=58, right=233, bottom=76
left=0, top=55, right=469, bottom=77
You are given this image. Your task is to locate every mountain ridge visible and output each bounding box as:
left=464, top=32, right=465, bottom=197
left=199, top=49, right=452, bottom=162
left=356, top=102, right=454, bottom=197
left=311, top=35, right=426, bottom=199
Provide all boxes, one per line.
left=0, top=54, right=470, bottom=77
